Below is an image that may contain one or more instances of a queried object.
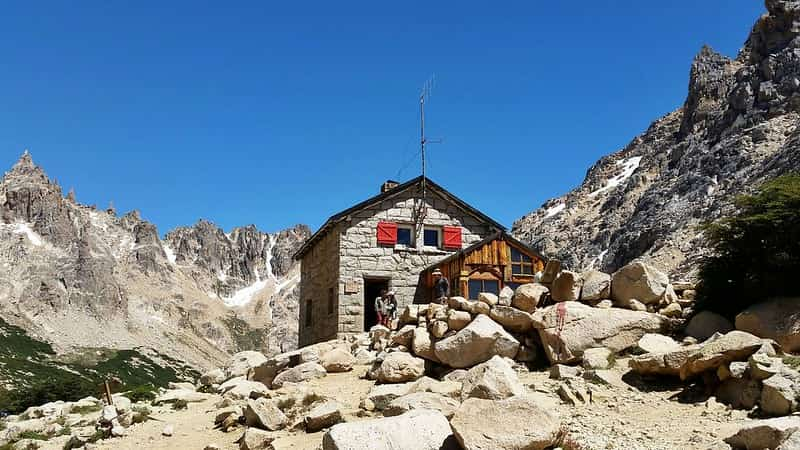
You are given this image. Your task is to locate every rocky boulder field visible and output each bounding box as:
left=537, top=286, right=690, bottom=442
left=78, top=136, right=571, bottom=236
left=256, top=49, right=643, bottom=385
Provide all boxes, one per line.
left=3, top=260, right=800, bottom=450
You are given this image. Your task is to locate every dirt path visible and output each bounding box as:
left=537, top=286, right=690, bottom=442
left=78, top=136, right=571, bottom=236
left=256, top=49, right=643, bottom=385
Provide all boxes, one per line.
left=39, top=362, right=747, bottom=450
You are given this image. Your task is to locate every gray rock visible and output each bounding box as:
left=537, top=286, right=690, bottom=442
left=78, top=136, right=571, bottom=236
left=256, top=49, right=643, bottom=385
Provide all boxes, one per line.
left=434, top=314, right=520, bottom=368
left=305, top=400, right=343, bottom=432
left=725, top=416, right=800, bottom=450
left=581, top=347, right=612, bottom=370
left=377, top=352, right=425, bottom=383
left=686, top=311, right=734, bottom=342
left=551, top=270, right=582, bottom=302
left=736, top=298, right=800, bottom=353
left=611, top=261, right=669, bottom=305
left=244, top=398, right=288, bottom=431
left=580, top=270, right=611, bottom=301
left=271, top=362, right=326, bottom=388
left=512, top=283, right=548, bottom=313
left=450, top=395, right=560, bottom=450
left=460, top=355, right=524, bottom=400
left=322, top=409, right=454, bottom=450
left=383, top=392, right=460, bottom=419
left=532, top=302, right=668, bottom=364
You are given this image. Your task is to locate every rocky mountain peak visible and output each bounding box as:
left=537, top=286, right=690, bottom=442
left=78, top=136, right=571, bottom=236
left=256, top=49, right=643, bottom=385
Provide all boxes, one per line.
left=3, top=150, right=53, bottom=188
left=512, top=0, right=800, bottom=278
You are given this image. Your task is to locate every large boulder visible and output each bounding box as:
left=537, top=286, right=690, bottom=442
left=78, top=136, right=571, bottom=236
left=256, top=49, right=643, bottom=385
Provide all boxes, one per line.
left=447, top=310, right=472, bottom=331
left=630, top=330, right=765, bottom=379
left=244, top=398, right=288, bottom=431
left=489, top=306, right=534, bottom=333
left=271, top=362, right=327, bottom=388
left=685, top=311, right=734, bottom=341
left=199, top=368, right=226, bottom=386
left=580, top=270, right=611, bottom=301
left=551, top=270, right=582, bottom=302
left=724, top=416, right=800, bottom=450
left=512, top=283, right=548, bottom=313
left=637, top=333, right=680, bottom=354
left=377, top=352, right=425, bottom=383
left=760, top=374, right=798, bottom=416
left=611, top=261, right=669, bottom=305
left=412, top=327, right=440, bottom=362
left=434, top=314, right=520, bottom=368
left=450, top=395, right=560, bottom=450
left=225, top=351, right=268, bottom=379
left=322, top=409, right=455, bottom=450
left=736, top=298, right=800, bottom=352
left=305, top=400, right=343, bottom=432
left=366, top=383, right=413, bottom=411
left=679, top=330, right=765, bottom=379
left=460, top=355, right=523, bottom=400
left=383, top=392, right=460, bottom=419
left=320, top=348, right=356, bottom=373
left=498, top=286, right=514, bottom=306
left=220, top=378, right=270, bottom=400
left=531, top=302, right=668, bottom=364
left=629, top=346, right=699, bottom=377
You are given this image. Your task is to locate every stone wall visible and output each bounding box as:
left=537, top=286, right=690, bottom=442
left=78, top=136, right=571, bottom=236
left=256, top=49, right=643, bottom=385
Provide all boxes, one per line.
left=336, top=186, right=497, bottom=335
left=298, top=223, right=340, bottom=347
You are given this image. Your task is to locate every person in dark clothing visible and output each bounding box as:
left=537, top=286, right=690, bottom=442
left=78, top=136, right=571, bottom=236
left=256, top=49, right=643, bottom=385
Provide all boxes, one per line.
left=432, top=268, right=449, bottom=304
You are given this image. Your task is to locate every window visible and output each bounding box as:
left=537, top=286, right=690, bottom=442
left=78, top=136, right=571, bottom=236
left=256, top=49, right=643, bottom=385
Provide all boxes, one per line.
left=397, top=226, right=414, bottom=246
left=468, top=279, right=500, bottom=300
left=511, top=247, right=534, bottom=275
left=423, top=228, right=440, bottom=247
left=305, top=299, right=312, bottom=327
left=327, top=288, right=335, bottom=315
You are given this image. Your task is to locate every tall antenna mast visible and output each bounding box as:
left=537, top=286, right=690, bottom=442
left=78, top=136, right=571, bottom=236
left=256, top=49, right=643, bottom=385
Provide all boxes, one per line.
left=419, top=76, right=439, bottom=205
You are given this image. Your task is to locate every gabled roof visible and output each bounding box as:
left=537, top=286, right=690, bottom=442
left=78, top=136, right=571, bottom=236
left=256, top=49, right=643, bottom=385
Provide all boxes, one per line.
left=423, top=230, right=547, bottom=271
left=294, top=176, right=506, bottom=260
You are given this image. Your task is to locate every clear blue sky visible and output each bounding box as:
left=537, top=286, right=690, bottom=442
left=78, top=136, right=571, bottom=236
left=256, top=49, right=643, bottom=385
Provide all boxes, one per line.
left=0, top=2, right=765, bottom=235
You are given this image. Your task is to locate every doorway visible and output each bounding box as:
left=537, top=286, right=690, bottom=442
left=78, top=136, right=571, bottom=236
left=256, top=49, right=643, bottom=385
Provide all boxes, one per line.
left=363, top=278, right=389, bottom=331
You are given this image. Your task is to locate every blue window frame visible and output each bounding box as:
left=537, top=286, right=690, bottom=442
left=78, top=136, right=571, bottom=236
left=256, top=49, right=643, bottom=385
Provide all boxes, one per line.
left=397, top=226, right=413, bottom=246
left=424, top=228, right=440, bottom=247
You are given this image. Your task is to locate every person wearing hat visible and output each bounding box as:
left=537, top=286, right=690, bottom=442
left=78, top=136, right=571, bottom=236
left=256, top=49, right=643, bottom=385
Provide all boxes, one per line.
left=432, top=268, right=449, bottom=304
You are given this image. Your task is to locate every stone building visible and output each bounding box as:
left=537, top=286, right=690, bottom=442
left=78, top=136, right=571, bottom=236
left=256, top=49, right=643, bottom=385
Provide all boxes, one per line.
left=294, top=176, right=504, bottom=346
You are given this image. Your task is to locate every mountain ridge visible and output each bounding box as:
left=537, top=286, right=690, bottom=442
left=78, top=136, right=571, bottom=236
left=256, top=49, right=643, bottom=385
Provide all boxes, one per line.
left=0, top=151, right=309, bottom=372
left=512, top=0, right=800, bottom=278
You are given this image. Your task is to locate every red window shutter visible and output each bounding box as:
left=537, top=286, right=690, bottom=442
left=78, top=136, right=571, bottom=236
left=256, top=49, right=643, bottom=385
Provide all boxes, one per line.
left=443, top=226, right=462, bottom=249
left=376, top=221, right=397, bottom=245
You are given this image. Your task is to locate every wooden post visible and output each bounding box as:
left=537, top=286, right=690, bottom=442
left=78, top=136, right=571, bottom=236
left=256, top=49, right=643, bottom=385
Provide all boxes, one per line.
left=104, top=380, right=114, bottom=405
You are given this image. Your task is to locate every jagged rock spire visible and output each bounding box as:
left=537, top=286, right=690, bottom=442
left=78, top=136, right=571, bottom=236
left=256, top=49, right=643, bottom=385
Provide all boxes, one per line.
left=3, top=150, right=50, bottom=185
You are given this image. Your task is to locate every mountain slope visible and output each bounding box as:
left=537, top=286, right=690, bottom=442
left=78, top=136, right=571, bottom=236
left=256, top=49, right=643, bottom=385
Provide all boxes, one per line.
left=512, top=0, right=800, bottom=278
left=0, top=152, right=309, bottom=371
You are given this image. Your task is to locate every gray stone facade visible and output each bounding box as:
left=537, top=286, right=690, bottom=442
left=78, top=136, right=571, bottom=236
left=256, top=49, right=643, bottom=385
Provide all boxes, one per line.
left=298, top=181, right=500, bottom=346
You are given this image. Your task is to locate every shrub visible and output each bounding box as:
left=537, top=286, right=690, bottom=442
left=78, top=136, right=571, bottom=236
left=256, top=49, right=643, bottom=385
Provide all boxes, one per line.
left=0, top=376, right=95, bottom=414
left=122, top=385, right=157, bottom=403
left=17, top=430, right=48, bottom=441
left=171, top=399, right=188, bottom=410
left=696, top=173, right=800, bottom=318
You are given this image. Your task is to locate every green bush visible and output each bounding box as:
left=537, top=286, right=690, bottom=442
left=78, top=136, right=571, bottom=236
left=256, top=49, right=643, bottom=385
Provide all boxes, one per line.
left=0, top=376, right=95, bottom=414
left=122, top=385, right=157, bottom=403
left=696, top=173, right=800, bottom=318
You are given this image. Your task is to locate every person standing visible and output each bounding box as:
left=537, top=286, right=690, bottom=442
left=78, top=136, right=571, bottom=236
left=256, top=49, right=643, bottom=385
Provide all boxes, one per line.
left=432, top=269, right=449, bottom=304
left=384, top=291, right=398, bottom=328
left=374, top=289, right=387, bottom=328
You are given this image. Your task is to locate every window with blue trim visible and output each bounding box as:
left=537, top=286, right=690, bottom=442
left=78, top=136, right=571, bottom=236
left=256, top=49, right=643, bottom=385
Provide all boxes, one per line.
left=397, top=226, right=413, bottom=246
